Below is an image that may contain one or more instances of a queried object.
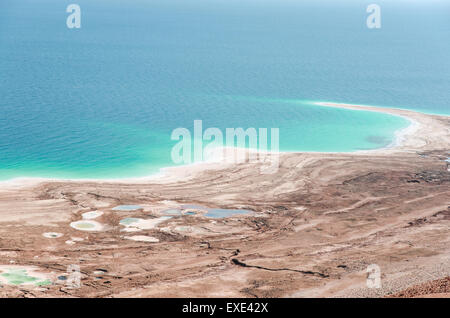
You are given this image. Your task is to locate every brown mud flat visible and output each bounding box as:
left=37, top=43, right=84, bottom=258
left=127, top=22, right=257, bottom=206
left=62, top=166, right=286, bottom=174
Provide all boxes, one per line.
left=0, top=105, right=449, bottom=298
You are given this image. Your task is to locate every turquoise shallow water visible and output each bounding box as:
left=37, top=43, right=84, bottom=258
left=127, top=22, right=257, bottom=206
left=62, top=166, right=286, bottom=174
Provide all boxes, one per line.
left=0, top=0, right=449, bottom=180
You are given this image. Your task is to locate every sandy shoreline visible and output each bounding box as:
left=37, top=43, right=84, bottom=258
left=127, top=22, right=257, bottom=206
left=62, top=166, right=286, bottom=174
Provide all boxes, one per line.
left=0, top=103, right=448, bottom=298
left=314, top=102, right=449, bottom=154
left=1, top=102, right=448, bottom=189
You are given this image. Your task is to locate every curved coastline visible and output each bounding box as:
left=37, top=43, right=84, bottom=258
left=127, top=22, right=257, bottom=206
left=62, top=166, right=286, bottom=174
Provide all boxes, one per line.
left=313, top=102, right=420, bottom=152
left=0, top=102, right=448, bottom=188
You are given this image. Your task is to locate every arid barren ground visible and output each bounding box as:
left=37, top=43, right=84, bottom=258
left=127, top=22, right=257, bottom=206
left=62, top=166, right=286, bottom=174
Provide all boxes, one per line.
left=0, top=104, right=449, bottom=298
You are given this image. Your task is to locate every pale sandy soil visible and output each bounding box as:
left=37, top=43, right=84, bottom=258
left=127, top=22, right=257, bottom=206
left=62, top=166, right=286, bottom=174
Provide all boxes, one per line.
left=0, top=104, right=448, bottom=298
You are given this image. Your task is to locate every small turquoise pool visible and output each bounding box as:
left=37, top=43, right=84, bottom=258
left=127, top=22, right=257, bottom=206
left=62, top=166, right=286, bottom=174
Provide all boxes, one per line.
left=112, top=205, right=142, bottom=211
left=161, top=209, right=182, bottom=216
left=204, top=209, right=252, bottom=218
left=119, top=218, right=141, bottom=225
left=180, top=204, right=252, bottom=218
left=181, top=205, right=207, bottom=210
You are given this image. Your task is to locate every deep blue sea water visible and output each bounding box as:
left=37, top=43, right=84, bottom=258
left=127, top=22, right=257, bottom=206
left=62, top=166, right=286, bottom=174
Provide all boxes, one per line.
left=0, top=0, right=449, bottom=180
